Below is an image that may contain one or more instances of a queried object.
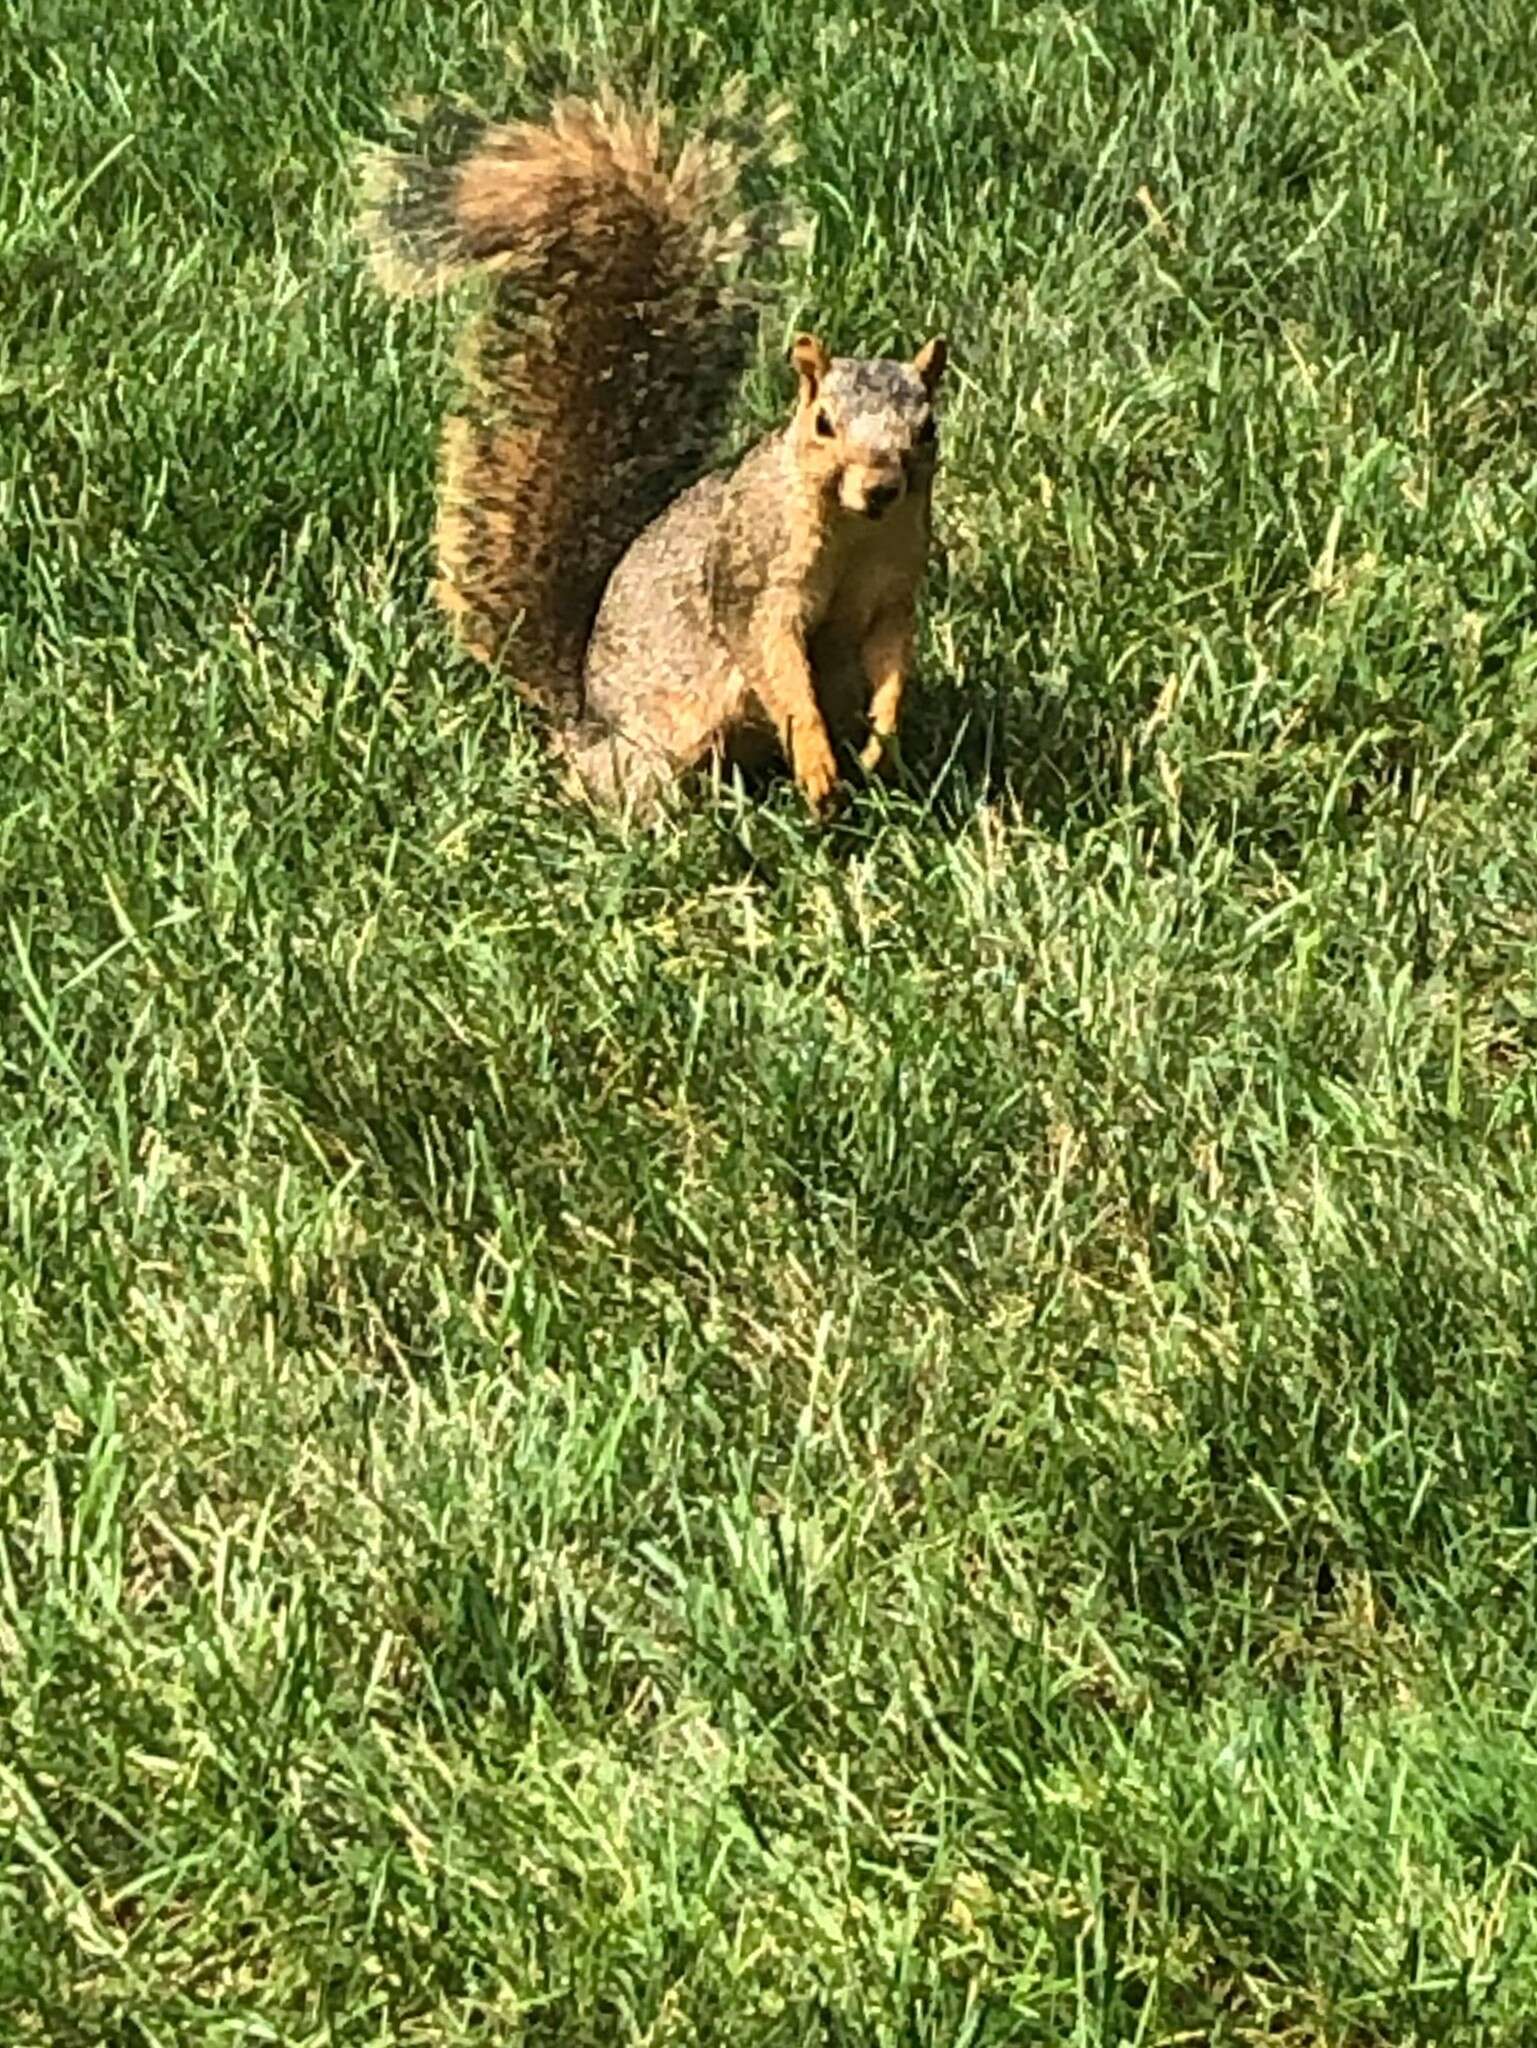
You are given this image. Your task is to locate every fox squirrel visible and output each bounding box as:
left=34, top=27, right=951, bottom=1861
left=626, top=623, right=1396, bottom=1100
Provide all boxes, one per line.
left=358, top=88, right=947, bottom=816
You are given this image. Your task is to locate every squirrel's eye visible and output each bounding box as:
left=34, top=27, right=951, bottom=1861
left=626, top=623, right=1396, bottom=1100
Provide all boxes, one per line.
left=815, top=409, right=835, bottom=438
left=916, top=414, right=937, bottom=444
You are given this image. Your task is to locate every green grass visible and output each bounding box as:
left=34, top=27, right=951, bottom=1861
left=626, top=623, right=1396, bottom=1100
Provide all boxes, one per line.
left=6, top=0, right=1537, bottom=2039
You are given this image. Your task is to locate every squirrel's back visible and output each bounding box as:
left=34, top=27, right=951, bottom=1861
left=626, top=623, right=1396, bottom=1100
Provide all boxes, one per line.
left=357, top=89, right=790, bottom=713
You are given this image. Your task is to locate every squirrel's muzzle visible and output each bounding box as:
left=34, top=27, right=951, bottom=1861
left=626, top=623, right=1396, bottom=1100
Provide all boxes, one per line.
left=841, top=466, right=908, bottom=518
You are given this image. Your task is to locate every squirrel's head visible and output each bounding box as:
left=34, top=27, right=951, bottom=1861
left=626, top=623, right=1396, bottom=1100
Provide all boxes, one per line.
left=788, top=333, right=947, bottom=521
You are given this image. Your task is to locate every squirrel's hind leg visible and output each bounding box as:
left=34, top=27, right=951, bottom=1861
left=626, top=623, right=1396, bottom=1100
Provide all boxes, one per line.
left=555, top=721, right=685, bottom=820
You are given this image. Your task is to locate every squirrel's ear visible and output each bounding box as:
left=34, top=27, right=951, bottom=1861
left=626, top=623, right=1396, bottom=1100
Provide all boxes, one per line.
left=914, top=335, right=948, bottom=395
left=790, top=332, right=830, bottom=400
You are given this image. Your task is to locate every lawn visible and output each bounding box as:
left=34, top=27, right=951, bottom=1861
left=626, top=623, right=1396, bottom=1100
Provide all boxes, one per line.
left=6, top=0, right=1537, bottom=2040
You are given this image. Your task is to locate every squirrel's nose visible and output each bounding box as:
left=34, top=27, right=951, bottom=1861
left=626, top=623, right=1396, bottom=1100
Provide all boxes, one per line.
left=864, top=478, right=903, bottom=517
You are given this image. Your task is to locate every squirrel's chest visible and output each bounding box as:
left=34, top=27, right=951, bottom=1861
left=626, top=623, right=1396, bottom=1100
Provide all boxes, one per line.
left=798, top=522, right=925, bottom=640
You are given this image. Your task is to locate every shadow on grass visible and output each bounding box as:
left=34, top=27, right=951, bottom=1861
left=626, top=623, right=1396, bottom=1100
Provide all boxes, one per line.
left=685, top=658, right=1133, bottom=863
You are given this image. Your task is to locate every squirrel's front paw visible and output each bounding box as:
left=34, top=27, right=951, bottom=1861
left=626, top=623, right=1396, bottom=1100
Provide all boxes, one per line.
left=859, top=729, right=907, bottom=784
left=794, top=734, right=842, bottom=818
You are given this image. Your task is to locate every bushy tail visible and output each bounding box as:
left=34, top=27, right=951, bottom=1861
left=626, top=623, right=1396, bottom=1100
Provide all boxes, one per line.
left=357, top=87, right=795, bottom=713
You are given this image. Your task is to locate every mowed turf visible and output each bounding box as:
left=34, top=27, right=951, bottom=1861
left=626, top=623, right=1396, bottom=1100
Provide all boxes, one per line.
left=6, top=0, right=1537, bottom=2040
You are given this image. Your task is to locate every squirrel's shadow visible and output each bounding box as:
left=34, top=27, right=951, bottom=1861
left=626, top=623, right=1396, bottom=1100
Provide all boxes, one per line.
left=688, top=695, right=1114, bottom=913
left=895, top=662, right=1125, bottom=838
left=703, top=541, right=1123, bottom=854
left=881, top=546, right=1130, bottom=841
left=700, top=660, right=1122, bottom=869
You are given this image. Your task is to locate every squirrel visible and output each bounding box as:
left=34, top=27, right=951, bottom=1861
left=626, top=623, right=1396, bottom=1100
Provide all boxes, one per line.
left=357, top=88, right=947, bottom=817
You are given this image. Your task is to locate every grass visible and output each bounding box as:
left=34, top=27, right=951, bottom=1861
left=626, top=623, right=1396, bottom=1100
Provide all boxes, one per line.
left=6, top=0, right=1537, bottom=2038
